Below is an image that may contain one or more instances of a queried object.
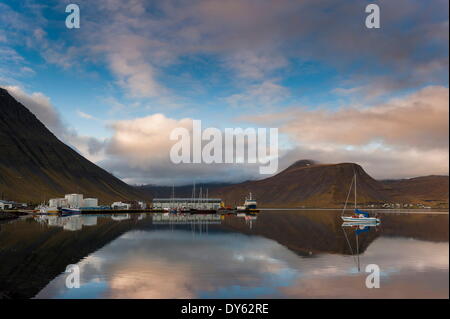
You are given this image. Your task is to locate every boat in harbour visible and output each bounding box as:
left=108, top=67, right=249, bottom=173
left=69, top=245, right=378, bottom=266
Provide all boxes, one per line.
left=236, top=192, right=259, bottom=212
left=35, top=204, right=59, bottom=214
left=60, top=207, right=82, bottom=215
left=342, top=210, right=380, bottom=223
left=341, top=173, right=380, bottom=224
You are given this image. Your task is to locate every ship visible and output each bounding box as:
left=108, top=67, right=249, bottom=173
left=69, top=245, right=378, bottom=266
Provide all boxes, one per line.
left=35, top=204, right=59, bottom=214
left=236, top=192, right=259, bottom=212
left=60, top=207, right=82, bottom=215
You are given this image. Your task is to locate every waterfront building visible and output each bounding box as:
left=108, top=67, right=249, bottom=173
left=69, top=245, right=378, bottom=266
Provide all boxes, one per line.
left=64, top=194, right=84, bottom=208
left=111, top=201, right=131, bottom=210
left=49, top=198, right=68, bottom=208
left=0, top=200, right=26, bottom=210
left=82, top=198, right=98, bottom=207
left=0, top=200, right=13, bottom=210
left=137, top=201, right=147, bottom=209
left=152, top=198, right=222, bottom=210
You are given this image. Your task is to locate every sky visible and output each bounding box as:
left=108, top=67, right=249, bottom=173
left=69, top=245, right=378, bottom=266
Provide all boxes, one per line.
left=0, top=0, right=448, bottom=185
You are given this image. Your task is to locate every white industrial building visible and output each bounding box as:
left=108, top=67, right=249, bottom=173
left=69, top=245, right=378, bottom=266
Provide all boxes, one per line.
left=111, top=201, right=131, bottom=210
left=48, top=194, right=99, bottom=209
left=137, top=201, right=147, bottom=209
left=0, top=200, right=13, bottom=210
left=152, top=198, right=222, bottom=210
left=0, top=200, right=26, bottom=210
left=82, top=198, right=98, bottom=207
left=49, top=198, right=68, bottom=208
left=65, top=194, right=84, bottom=208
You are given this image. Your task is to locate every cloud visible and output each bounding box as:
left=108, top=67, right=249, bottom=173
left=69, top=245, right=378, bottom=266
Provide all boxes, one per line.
left=224, top=51, right=288, bottom=80
left=77, top=110, right=95, bottom=120
left=241, top=86, right=449, bottom=179
left=278, top=146, right=449, bottom=180
left=106, top=39, right=165, bottom=99
left=244, top=86, right=449, bottom=150
left=102, top=114, right=265, bottom=185
left=225, top=80, right=290, bottom=108
left=1, top=1, right=448, bottom=184
left=2, top=0, right=448, bottom=107
left=4, top=85, right=66, bottom=136
left=3, top=86, right=106, bottom=162
left=107, top=113, right=192, bottom=165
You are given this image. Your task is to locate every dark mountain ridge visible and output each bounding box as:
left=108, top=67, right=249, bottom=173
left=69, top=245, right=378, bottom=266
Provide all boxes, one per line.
left=210, top=161, right=392, bottom=207
left=0, top=88, right=145, bottom=204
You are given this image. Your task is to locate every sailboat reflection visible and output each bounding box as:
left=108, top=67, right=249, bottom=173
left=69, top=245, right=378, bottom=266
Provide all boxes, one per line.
left=342, top=222, right=379, bottom=272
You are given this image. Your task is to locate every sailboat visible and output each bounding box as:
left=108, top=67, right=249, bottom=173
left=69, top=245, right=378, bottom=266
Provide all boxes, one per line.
left=341, top=172, right=380, bottom=224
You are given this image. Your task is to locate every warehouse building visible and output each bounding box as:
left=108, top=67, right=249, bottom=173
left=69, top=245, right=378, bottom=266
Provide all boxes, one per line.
left=152, top=198, right=222, bottom=210
left=48, top=194, right=99, bottom=209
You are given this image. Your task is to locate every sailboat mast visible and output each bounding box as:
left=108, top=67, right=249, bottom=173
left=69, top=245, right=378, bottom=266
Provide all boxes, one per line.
left=172, top=184, right=175, bottom=208
left=354, top=172, right=357, bottom=210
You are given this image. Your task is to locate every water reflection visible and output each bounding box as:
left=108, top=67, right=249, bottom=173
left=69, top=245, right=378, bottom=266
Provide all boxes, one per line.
left=0, top=211, right=447, bottom=299
left=342, top=223, right=380, bottom=272
left=35, top=215, right=98, bottom=231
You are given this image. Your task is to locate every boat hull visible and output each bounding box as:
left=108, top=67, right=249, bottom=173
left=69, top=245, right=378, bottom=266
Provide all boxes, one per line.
left=61, top=208, right=82, bottom=215
left=341, top=216, right=380, bottom=223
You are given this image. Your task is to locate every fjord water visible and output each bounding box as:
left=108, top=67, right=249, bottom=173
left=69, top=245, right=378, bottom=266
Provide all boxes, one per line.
left=0, top=211, right=448, bottom=299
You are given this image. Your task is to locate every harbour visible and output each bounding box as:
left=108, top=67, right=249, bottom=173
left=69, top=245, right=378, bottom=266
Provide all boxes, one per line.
left=17, top=189, right=261, bottom=216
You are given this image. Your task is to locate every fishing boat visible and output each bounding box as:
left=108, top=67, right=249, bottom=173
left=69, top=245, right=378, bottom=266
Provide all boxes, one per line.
left=61, top=207, right=82, bottom=215
left=236, top=192, right=259, bottom=212
left=341, top=173, right=380, bottom=224
left=35, top=204, right=59, bottom=214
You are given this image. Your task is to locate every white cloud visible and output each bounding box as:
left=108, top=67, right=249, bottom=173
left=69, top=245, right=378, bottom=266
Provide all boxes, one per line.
left=242, top=86, right=449, bottom=179
left=77, top=110, right=95, bottom=120
left=107, top=113, right=193, bottom=166
left=225, top=80, right=289, bottom=108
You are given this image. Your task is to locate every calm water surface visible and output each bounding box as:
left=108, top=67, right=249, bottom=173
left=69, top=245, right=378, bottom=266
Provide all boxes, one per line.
left=0, top=210, right=448, bottom=299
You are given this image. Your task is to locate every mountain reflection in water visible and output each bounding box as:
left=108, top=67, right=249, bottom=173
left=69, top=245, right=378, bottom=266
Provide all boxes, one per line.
left=0, top=211, right=447, bottom=299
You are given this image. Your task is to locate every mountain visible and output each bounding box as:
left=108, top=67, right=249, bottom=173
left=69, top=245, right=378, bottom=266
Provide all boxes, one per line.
left=211, top=161, right=391, bottom=208
left=381, top=175, right=449, bottom=207
left=1, top=87, right=446, bottom=207
left=0, top=88, right=145, bottom=204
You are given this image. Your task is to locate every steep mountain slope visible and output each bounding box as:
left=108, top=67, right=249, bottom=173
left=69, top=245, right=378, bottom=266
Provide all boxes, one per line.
left=382, top=175, right=449, bottom=206
left=211, top=160, right=390, bottom=208
left=0, top=88, right=145, bottom=204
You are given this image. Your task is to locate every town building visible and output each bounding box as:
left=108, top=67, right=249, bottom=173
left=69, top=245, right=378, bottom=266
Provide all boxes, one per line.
left=64, top=194, right=84, bottom=208
left=152, top=198, right=222, bottom=210
left=111, top=201, right=131, bottom=210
